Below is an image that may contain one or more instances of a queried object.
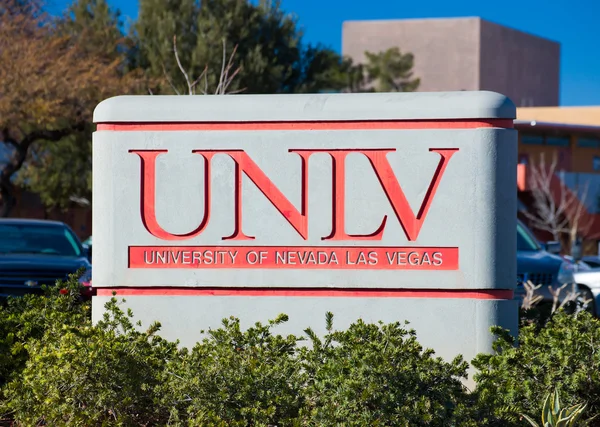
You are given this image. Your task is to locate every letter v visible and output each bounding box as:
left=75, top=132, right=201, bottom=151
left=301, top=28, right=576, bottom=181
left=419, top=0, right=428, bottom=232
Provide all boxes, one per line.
left=362, top=148, right=458, bottom=241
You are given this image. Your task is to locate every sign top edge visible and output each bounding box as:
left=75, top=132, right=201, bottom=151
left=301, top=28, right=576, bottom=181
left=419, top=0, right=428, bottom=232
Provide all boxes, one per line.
left=93, top=91, right=516, bottom=124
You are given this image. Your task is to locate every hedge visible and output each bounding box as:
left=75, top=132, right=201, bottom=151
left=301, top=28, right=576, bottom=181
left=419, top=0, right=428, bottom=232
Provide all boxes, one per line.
left=0, top=274, right=598, bottom=426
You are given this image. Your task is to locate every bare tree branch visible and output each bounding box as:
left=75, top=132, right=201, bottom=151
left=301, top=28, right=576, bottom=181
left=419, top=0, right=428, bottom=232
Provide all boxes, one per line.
left=161, top=63, right=181, bottom=95
left=215, top=41, right=243, bottom=95
left=172, top=35, right=193, bottom=95
left=159, top=35, right=244, bottom=96
left=203, top=67, right=209, bottom=95
left=215, top=38, right=227, bottom=95
left=521, top=281, right=543, bottom=310
left=190, top=66, right=208, bottom=92
left=523, top=151, right=600, bottom=250
left=549, top=283, right=580, bottom=314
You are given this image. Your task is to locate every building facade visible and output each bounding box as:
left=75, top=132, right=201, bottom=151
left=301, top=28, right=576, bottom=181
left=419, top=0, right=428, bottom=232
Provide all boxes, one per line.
left=515, top=110, right=600, bottom=252
left=518, top=107, right=600, bottom=127
left=342, top=17, right=560, bottom=107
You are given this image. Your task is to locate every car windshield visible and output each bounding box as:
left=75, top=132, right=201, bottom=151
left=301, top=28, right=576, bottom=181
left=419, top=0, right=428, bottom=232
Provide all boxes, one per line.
left=517, top=223, right=541, bottom=252
left=0, top=223, right=82, bottom=257
left=585, top=259, right=600, bottom=268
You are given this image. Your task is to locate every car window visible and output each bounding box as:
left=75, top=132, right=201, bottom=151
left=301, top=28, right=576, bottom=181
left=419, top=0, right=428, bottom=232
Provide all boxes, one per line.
left=517, top=223, right=541, bottom=252
left=0, top=224, right=82, bottom=257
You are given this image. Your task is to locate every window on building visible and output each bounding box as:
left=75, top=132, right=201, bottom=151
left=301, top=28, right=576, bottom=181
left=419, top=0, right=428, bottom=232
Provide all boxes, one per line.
left=578, top=136, right=600, bottom=148
left=521, top=134, right=545, bottom=145
left=546, top=136, right=571, bottom=146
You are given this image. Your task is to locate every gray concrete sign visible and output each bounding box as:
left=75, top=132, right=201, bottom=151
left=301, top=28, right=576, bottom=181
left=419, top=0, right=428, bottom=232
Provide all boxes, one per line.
left=92, top=91, right=518, bottom=375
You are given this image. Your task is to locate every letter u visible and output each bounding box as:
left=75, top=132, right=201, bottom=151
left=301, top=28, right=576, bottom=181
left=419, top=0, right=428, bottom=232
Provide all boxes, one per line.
left=144, top=251, right=154, bottom=264
left=129, top=150, right=211, bottom=240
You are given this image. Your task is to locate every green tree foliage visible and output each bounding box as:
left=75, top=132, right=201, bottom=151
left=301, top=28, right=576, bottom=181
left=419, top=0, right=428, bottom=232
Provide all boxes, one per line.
left=289, top=45, right=353, bottom=94
left=364, top=47, right=420, bottom=92
left=472, top=311, right=600, bottom=426
left=134, top=0, right=349, bottom=94
left=130, top=0, right=197, bottom=82
left=58, top=0, right=125, bottom=58
left=17, top=133, right=93, bottom=210
left=326, top=47, right=421, bottom=94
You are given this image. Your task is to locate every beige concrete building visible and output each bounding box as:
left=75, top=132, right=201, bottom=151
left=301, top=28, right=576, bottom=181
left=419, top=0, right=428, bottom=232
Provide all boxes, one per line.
left=342, top=17, right=560, bottom=106
left=517, top=106, right=600, bottom=126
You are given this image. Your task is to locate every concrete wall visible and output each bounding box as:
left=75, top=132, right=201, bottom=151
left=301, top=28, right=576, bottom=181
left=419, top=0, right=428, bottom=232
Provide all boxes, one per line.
left=479, top=20, right=560, bottom=107
left=342, top=17, right=480, bottom=93
left=342, top=17, right=560, bottom=107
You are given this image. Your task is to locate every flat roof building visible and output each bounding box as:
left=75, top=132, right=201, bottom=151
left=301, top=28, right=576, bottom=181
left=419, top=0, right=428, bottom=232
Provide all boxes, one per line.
left=342, top=17, right=560, bottom=107
left=518, top=106, right=600, bottom=126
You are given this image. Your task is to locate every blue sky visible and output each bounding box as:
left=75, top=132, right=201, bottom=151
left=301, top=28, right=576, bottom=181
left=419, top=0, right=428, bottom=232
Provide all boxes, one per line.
left=48, top=0, right=600, bottom=106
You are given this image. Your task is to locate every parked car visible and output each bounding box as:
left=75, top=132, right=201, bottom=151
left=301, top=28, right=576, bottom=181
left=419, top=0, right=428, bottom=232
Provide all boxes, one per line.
left=540, top=254, right=599, bottom=316
left=516, top=220, right=584, bottom=309
left=0, top=219, right=93, bottom=298
left=580, top=256, right=600, bottom=269
left=82, top=235, right=92, bottom=261
left=573, top=264, right=600, bottom=317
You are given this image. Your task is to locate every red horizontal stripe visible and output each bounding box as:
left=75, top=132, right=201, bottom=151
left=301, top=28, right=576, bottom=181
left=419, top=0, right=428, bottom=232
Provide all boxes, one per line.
left=96, top=119, right=513, bottom=132
left=96, top=287, right=513, bottom=300
left=130, top=246, right=459, bottom=270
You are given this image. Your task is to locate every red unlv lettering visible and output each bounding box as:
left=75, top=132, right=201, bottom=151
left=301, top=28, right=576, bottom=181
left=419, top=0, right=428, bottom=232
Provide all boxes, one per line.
left=129, top=148, right=458, bottom=241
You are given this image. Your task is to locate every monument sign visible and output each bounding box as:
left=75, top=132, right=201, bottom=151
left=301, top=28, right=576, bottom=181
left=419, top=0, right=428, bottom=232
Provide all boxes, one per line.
left=92, top=91, right=518, bottom=364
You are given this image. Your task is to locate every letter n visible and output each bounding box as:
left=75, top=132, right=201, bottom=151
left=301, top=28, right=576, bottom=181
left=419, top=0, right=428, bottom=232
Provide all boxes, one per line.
left=193, top=149, right=315, bottom=240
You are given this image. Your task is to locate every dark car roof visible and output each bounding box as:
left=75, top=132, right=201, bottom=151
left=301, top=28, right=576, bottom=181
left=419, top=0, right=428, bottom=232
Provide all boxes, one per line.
left=0, top=218, right=67, bottom=227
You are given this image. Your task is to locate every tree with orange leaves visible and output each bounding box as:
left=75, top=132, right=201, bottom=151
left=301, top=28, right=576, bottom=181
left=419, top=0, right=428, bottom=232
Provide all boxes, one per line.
left=0, top=0, right=146, bottom=216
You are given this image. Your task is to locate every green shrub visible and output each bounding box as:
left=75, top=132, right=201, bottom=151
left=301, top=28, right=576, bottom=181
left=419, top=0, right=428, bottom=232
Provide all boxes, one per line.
left=0, top=276, right=474, bottom=426
left=1, top=296, right=183, bottom=426
left=0, top=271, right=90, bottom=387
left=298, top=313, right=473, bottom=426
left=472, top=310, right=600, bottom=426
left=5, top=273, right=600, bottom=426
left=164, top=315, right=304, bottom=426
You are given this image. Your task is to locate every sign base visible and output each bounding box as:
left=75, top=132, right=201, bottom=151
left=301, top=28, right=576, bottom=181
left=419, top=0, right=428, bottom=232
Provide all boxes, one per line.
left=92, top=290, right=518, bottom=386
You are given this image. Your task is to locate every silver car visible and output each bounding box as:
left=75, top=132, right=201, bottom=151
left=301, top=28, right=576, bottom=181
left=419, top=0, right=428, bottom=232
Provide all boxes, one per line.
left=572, top=266, right=600, bottom=316
left=516, top=220, right=584, bottom=310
